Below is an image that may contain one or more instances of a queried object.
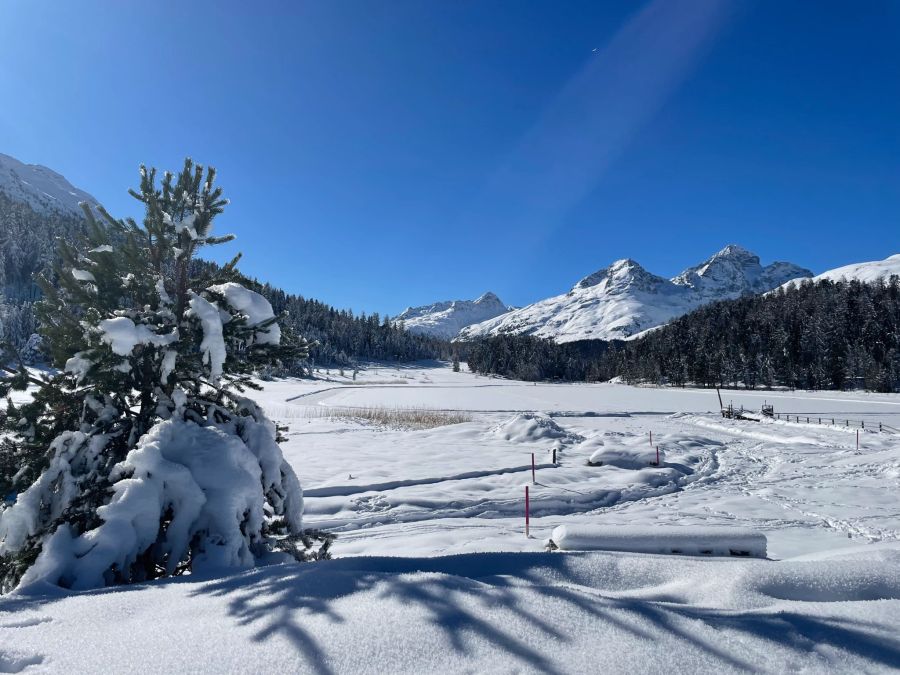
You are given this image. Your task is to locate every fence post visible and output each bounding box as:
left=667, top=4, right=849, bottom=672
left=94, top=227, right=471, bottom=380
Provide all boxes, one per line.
left=552, top=448, right=557, bottom=465
left=655, top=446, right=660, bottom=466
left=531, top=453, right=536, bottom=484
left=525, top=485, right=530, bottom=537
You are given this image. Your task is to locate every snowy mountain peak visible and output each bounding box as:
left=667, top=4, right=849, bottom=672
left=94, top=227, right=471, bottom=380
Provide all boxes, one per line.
left=459, top=245, right=813, bottom=344
left=474, top=291, right=505, bottom=307
left=396, top=292, right=512, bottom=339
left=0, top=152, right=98, bottom=216
left=712, top=243, right=756, bottom=261
left=574, top=259, right=662, bottom=292
left=672, top=243, right=812, bottom=301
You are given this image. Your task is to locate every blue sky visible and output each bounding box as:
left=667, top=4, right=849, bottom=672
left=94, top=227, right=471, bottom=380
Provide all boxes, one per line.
left=1, top=1, right=898, bottom=316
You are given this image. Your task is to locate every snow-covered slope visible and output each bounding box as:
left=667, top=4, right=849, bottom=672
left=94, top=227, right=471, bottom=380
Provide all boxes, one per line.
left=459, top=245, right=812, bottom=343
left=0, top=152, right=97, bottom=216
left=395, top=292, right=511, bottom=339
left=780, top=253, right=900, bottom=289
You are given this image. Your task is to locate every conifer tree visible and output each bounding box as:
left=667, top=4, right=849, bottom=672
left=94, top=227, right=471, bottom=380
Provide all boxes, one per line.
left=0, top=159, right=327, bottom=592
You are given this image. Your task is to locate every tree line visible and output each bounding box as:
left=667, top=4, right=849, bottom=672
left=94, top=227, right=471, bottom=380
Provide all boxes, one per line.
left=465, top=277, right=900, bottom=392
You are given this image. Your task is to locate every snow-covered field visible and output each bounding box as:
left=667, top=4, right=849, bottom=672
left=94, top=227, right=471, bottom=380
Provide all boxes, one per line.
left=3, top=363, right=900, bottom=673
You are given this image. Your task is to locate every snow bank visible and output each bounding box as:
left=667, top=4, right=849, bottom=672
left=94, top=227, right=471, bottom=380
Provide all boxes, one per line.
left=549, top=525, right=767, bottom=558
left=491, top=413, right=582, bottom=444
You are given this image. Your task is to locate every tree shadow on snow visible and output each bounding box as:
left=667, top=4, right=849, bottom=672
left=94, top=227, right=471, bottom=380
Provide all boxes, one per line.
left=192, top=553, right=573, bottom=675
left=190, top=552, right=900, bottom=673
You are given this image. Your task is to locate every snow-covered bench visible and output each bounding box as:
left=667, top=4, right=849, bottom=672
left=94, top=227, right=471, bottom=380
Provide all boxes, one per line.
left=548, top=525, right=767, bottom=558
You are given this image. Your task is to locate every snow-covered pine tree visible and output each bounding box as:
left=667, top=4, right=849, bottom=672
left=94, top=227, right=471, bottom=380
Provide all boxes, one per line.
left=0, top=159, right=327, bottom=593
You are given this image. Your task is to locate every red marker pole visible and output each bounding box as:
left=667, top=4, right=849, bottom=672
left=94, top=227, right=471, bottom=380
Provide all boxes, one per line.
left=525, top=485, right=530, bottom=537
left=656, top=446, right=660, bottom=466
left=531, top=452, right=536, bottom=483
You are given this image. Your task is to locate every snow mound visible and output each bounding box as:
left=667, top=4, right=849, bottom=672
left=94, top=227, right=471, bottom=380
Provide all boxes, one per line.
left=9, top=415, right=303, bottom=591
left=549, top=525, right=767, bottom=558
left=587, top=444, right=664, bottom=468
left=491, top=413, right=582, bottom=444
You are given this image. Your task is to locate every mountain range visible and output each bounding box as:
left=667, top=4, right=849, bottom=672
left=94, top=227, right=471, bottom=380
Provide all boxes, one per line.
left=401, top=246, right=900, bottom=345
left=448, top=245, right=810, bottom=343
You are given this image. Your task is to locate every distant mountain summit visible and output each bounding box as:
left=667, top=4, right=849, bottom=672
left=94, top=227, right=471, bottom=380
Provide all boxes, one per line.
left=672, top=244, right=810, bottom=300
left=458, top=245, right=813, bottom=343
left=395, top=291, right=512, bottom=339
left=0, top=152, right=98, bottom=216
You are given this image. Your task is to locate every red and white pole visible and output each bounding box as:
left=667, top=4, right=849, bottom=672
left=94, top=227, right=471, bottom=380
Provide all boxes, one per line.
left=525, top=485, right=530, bottom=537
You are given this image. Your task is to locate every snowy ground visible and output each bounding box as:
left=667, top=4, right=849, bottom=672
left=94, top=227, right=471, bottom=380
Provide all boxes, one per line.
left=3, top=363, right=900, bottom=673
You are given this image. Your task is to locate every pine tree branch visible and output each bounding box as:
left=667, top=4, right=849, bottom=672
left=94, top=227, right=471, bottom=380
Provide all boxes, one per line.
left=0, top=364, right=45, bottom=387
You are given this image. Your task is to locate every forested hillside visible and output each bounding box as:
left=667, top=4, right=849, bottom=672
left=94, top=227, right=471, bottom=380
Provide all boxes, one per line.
left=466, top=277, right=900, bottom=392
left=256, top=282, right=450, bottom=367
left=0, top=191, right=88, bottom=352
left=0, top=194, right=447, bottom=367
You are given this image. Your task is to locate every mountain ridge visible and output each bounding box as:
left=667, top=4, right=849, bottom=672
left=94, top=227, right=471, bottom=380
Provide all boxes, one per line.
left=0, top=152, right=98, bottom=217
left=457, top=245, right=813, bottom=343
left=395, top=291, right=512, bottom=340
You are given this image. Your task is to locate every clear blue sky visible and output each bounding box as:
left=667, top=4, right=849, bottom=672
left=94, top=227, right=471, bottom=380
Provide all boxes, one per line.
left=1, top=1, right=898, bottom=316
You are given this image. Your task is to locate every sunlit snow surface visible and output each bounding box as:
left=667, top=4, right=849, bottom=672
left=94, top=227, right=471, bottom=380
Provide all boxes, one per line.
left=3, top=363, right=900, bottom=672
